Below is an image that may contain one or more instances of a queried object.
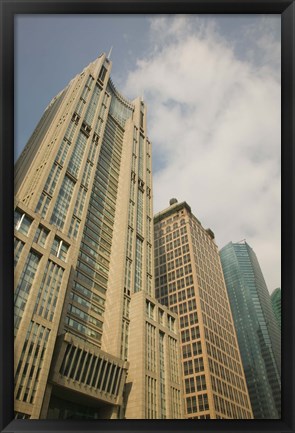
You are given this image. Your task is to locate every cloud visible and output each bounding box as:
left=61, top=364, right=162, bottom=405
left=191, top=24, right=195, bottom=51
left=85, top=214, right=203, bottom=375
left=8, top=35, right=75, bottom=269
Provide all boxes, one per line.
left=123, top=15, right=281, bottom=291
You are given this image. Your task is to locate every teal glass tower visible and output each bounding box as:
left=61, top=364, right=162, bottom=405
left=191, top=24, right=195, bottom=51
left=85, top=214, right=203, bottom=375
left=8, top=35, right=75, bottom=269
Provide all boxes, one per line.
left=219, top=241, right=281, bottom=419
left=271, top=288, right=281, bottom=329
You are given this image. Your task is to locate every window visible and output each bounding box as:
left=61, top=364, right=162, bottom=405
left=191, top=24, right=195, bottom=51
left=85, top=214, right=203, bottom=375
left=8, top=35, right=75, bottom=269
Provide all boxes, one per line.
left=196, top=375, right=207, bottom=391
left=34, top=225, right=49, bottom=248
left=50, top=175, right=75, bottom=229
left=194, top=357, right=204, bottom=373
left=14, top=251, right=40, bottom=334
left=98, top=65, right=107, bottom=82
left=146, top=301, right=155, bottom=320
left=14, top=210, right=33, bottom=236
left=51, top=237, right=69, bottom=261
left=185, top=377, right=195, bottom=394
left=14, top=238, right=24, bottom=268
left=134, top=237, right=143, bottom=292
left=158, top=309, right=164, bottom=325
left=168, top=315, right=175, bottom=332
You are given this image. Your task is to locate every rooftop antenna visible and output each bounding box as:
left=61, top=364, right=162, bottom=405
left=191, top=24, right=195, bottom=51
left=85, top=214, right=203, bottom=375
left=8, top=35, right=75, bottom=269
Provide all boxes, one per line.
left=107, top=46, right=113, bottom=60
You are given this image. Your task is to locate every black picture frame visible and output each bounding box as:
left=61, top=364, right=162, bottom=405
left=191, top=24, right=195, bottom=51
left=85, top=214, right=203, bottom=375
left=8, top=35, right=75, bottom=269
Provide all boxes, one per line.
left=1, top=1, right=294, bottom=432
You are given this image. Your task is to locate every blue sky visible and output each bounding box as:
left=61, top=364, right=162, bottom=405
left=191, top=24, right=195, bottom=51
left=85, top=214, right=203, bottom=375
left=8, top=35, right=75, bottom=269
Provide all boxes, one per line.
left=15, top=14, right=281, bottom=292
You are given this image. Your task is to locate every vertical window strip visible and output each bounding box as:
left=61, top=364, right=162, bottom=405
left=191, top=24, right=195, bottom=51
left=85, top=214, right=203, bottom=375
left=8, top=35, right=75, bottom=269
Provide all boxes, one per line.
left=159, top=331, right=166, bottom=418
left=84, top=84, right=101, bottom=126
left=138, top=135, right=144, bottom=179
left=134, top=238, right=143, bottom=293
left=35, top=192, right=51, bottom=218
left=64, top=121, right=78, bottom=142
left=67, top=131, right=87, bottom=178
left=74, top=187, right=87, bottom=220
left=50, top=175, right=75, bottom=230
left=128, top=201, right=134, bottom=228
left=34, top=261, right=64, bottom=322
left=136, top=189, right=144, bottom=236
left=81, top=161, right=93, bottom=188
left=88, top=140, right=97, bottom=164
left=69, top=216, right=80, bottom=239
left=14, top=251, right=40, bottom=335
left=55, top=138, right=71, bottom=166
left=14, top=238, right=24, bottom=268
left=94, top=117, right=104, bottom=136
left=75, top=97, right=85, bottom=116
left=124, top=259, right=132, bottom=293
left=44, top=163, right=62, bottom=196
left=126, top=227, right=133, bottom=259
left=120, top=319, right=129, bottom=361
left=146, top=194, right=152, bottom=218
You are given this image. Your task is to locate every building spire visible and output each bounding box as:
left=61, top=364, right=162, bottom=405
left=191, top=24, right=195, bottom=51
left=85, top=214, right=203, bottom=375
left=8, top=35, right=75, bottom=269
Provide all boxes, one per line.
left=107, top=46, right=113, bottom=60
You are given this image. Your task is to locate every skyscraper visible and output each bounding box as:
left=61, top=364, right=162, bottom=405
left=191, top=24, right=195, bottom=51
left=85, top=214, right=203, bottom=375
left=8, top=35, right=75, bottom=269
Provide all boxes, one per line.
left=220, top=241, right=281, bottom=419
left=154, top=199, right=253, bottom=419
left=14, top=53, right=184, bottom=420
left=271, top=288, right=281, bottom=330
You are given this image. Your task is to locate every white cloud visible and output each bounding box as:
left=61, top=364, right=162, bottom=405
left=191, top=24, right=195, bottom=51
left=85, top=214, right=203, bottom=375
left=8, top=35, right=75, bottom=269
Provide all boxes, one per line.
left=123, top=15, right=281, bottom=292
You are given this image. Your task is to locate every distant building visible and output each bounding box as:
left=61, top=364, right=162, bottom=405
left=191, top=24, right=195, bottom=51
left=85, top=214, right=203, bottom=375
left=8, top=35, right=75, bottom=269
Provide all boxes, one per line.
left=220, top=241, right=281, bottom=418
left=271, top=288, right=281, bottom=329
left=14, top=53, right=184, bottom=419
left=154, top=200, right=253, bottom=419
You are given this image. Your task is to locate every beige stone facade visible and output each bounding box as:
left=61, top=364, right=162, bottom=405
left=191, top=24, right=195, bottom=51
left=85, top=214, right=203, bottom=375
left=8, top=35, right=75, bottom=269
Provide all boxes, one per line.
left=154, top=200, right=253, bottom=419
left=14, top=53, right=183, bottom=419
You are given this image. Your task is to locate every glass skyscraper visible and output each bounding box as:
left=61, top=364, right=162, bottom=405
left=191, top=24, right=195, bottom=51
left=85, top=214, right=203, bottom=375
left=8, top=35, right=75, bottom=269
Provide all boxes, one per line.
left=220, top=241, right=281, bottom=419
left=271, top=288, right=281, bottom=330
left=14, top=53, right=183, bottom=419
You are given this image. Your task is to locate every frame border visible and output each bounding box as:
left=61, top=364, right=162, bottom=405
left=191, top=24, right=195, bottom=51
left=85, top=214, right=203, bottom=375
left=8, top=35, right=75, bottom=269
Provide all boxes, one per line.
left=1, top=1, right=294, bottom=432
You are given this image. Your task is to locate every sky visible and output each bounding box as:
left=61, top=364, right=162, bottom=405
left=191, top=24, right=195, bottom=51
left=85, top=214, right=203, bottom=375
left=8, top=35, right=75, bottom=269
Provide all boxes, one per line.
left=15, top=15, right=281, bottom=293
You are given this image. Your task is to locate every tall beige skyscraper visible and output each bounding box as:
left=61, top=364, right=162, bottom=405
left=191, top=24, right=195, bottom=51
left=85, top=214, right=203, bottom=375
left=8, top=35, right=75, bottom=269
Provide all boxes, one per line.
left=154, top=199, right=253, bottom=419
left=14, top=53, right=183, bottom=420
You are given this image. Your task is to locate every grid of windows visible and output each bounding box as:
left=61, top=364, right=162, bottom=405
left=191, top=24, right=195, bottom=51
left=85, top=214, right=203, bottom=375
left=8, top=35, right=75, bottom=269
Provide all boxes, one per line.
left=154, top=206, right=253, bottom=419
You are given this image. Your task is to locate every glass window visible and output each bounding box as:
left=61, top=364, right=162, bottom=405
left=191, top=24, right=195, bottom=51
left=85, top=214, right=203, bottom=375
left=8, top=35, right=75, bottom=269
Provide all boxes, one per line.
left=98, top=65, right=107, bottom=82
left=14, top=251, right=40, bottom=334
left=14, top=238, right=24, bottom=268
left=50, top=175, right=75, bottom=229
left=14, top=209, right=33, bottom=236
left=51, top=237, right=69, bottom=262
left=34, top=225, right=49, bottom=247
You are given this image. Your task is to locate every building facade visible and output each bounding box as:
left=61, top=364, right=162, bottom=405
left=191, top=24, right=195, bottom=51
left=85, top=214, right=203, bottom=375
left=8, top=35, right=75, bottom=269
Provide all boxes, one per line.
left=14, top=53, right=184, bottom=420
left=220, top=241, right=281, bottom=418
left=271, top=288, right=281, bottom=330
left=154, top=200, right=253, bottom=419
